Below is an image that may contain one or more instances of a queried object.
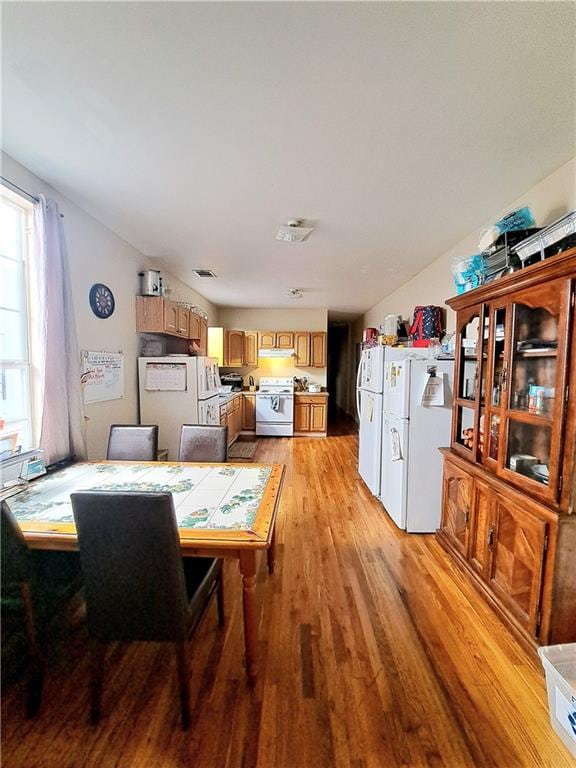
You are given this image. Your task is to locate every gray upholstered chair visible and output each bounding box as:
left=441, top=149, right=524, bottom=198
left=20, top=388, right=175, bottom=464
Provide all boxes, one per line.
left=106, top=424, right=158, bottom=461
left=1, top=501, right=81, bottom=716
left=71, top=491, right=224, bottom=729
left=178, top=425, right=228, bottom=462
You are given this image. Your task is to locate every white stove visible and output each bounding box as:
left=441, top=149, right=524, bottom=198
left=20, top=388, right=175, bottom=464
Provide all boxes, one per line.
left=256, top=377, right=294, bottom=437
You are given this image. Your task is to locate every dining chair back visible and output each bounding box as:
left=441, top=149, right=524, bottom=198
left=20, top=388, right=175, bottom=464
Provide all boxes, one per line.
left=106, top=424, right=158, bottom=462
left=178, top=425, right=228, bottom=462
left=71, top=490, right=224, bottom=727
left=2, top=502, right=81, bottom=716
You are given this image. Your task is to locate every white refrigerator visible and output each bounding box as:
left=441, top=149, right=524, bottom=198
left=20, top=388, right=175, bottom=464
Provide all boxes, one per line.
left=138, top=357, right=220, bottom=462
left=356, top=345, right=386, bottom=496
left=380, top=350, right=454, bottom=533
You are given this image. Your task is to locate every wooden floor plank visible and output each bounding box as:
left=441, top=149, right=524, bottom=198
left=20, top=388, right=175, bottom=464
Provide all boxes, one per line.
left=1, top=425, right=570, bottom=767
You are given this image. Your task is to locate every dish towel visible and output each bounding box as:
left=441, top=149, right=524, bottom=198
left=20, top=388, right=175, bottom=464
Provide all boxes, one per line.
left=270, top=395, right=280, bottom=412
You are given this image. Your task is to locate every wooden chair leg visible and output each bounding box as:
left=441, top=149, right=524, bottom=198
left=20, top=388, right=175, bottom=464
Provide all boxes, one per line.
left=90, top=640, right=106, bottom=725
left=217, top=575, right=225, bottom=627
left=20, top=582, right=43, bottom=718
left=175, top=641, right=190, bottom=730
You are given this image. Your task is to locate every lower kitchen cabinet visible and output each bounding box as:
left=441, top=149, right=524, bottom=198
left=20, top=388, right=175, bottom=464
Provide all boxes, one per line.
left=242, top=394, right=256, bottom=431
left=294, top=395, right=328, bottom=434
left=219, top=395, right=242, bottom=446
left=438, top=450, right=574, bottom=646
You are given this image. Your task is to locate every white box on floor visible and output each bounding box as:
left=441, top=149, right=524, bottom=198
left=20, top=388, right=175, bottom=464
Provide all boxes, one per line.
left=538, top=643, right=576, bottom=757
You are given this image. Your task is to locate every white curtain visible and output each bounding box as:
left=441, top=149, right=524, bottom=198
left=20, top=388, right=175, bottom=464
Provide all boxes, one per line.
left=32, top=195, right=86, bottom=464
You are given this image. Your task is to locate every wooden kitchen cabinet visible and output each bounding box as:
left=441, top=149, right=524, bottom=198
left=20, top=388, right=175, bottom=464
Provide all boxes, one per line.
left=220, top=396, right=242, bottom=445
left=311, top=332, right=327, bottom=367
left=136, top=296, right=192, bottom=339
left=164, top=301, right=179, bottom=334
left=244, top=332, right=258, bottom=367
left=176, top=305, right=189, bottom=337
left=438, top=247, right=576, bottom=647
left=259, top=331, right=276, bottom=348
left=242, top=394, right=256, bottom=431
left=294, top=332, right=310, bottom=366
left=294, top=395, right=328, bottom=434
left=276, top=332, right=294, bottom=349
left=198, top=317, right=208, bottom=356
left=226, top=330, right=245, bottom=367
left=188, top=313, right=201, bottom=340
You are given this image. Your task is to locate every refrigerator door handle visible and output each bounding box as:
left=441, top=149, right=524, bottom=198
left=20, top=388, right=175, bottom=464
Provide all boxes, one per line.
left=356, top=360, right=363, bottom=418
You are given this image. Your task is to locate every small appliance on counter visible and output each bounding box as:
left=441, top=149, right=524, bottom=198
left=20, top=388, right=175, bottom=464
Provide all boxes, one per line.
left=307, top=384, right=322, bottom=393
left=220, top=373, right=243, bottom=391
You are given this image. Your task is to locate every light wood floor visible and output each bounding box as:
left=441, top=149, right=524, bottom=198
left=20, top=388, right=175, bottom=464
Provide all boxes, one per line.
left=1, top=428, right=570, bottom=768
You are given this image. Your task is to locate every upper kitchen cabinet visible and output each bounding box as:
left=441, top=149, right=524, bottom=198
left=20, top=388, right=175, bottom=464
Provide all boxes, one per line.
left=244, top=332, right=258, bottom=367
left=294, top=332, right=310, bottom=366
left=136, top=296, right=191, bottom=339
left=311, top=332, right=327, bottom=368
left=258, top=331, right=294, bottom=350
left=276, top=332, right=294, bottom=349
left=208, top=327, right=246, bottom=367
left=226, top=329, right=245, bottom=367
left=258, top=332, right=276, bottom=348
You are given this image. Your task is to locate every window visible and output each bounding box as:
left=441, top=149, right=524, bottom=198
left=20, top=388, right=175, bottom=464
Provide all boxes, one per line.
left=0, top=187, right=35, bottom=457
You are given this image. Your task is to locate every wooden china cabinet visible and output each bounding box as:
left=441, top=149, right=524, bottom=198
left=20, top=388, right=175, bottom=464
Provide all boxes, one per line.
left=438, top=247, right=576, bottom=648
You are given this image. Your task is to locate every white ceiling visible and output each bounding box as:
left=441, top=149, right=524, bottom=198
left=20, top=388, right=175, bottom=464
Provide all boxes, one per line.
left=2, top=2, right=575, bottom=313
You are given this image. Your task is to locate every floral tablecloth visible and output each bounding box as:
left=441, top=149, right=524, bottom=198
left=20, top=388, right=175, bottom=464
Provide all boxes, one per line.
left=6, top=463, right=273, bottom=531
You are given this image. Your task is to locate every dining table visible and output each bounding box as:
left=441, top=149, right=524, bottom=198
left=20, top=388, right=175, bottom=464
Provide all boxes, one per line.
left=3, top=459, right=285, bottom=684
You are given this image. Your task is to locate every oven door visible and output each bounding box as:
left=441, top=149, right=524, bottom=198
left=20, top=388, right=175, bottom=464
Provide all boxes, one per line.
left=256, top=394, right=294, bottom=423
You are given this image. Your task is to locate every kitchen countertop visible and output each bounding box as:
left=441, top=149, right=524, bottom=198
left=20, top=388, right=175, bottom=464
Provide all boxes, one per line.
left=294, top=391, right=329, bottom=396
left=218, top=391, right=243, bottom=405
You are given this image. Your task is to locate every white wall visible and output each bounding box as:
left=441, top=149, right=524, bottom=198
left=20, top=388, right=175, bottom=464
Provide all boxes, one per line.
left=363, top=158, right=576, bottom=333
left=2, top=152, right=217, bottom=459
left=217, top=307, right=328, bottom=386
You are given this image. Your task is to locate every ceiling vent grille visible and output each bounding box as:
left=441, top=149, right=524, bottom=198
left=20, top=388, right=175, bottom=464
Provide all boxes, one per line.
left=192, top=269, right=217, bottom=278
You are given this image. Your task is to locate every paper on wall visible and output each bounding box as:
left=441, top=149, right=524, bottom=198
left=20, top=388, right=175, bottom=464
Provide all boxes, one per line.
left=420, top=372, right=445, bottom=407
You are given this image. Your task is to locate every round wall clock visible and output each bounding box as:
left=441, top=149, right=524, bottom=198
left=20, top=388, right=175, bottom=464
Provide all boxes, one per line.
left=89, top=283, right=115, bottom=319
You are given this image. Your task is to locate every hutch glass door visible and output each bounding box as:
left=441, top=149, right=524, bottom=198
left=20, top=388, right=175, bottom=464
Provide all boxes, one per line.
left=501, top=279, right=571, bottom=502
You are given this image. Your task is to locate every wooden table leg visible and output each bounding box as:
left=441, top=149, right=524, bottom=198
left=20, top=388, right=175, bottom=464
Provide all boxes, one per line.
left=266, top=527, right=276, bottom=574
left=239, top=550, right=258, bottom=685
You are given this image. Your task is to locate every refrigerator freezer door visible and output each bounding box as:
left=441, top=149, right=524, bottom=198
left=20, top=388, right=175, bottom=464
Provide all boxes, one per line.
left=405, top=360, right=454, bottom=532
left=380, top=414, right=409, bottom=529
left=359, top=346, right=385, bottom=394
left=383, top=359, right=411, bottom=418
left=358, top=390, right=383, bottom=496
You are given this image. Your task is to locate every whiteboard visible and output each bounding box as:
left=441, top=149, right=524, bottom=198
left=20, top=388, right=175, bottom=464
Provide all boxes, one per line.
left=81, top=350, right=124, bottom=404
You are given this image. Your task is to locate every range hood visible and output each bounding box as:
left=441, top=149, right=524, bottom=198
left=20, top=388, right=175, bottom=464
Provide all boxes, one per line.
left=258, top=348, right=295, bottom=359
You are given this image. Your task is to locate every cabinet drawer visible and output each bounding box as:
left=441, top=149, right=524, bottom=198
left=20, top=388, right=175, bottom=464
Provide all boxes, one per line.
left=297, top=395, right=326, bottom=404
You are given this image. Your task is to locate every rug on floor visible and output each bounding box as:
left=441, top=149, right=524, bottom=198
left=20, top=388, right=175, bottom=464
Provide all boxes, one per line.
left=228, top=441, right=258, bottom=460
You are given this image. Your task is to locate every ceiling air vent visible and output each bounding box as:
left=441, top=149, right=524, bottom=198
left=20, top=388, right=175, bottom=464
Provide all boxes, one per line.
left=192, top=269, right=217, bottom=278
